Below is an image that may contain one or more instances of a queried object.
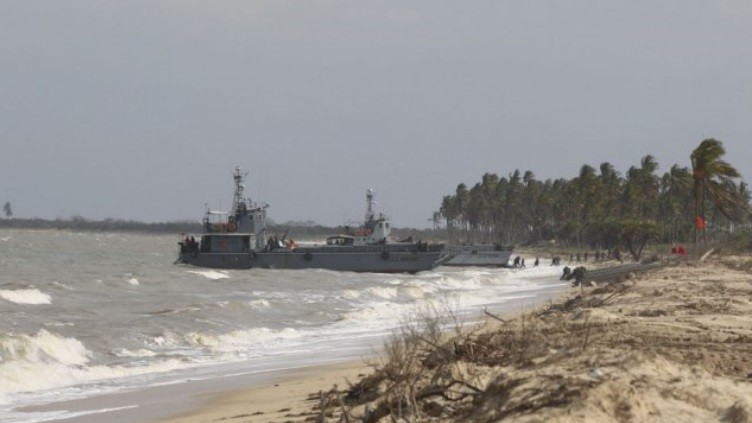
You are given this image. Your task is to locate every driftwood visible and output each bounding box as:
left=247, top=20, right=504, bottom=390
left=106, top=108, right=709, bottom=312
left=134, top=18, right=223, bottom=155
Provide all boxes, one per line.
left=699, top=248, right=716, bottom=263
left=483, top=307, right=506, bottom=323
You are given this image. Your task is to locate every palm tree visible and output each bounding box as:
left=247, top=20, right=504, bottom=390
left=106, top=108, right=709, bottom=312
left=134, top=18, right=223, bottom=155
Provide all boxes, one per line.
left=598, top=162, right=622, bottom=217
left=440, top=195, right=458, bottom=242
left=659, top=164, right=692, bottom=243
left=690, top=138, right=745, bottom=243
left=427, top=211, right=441, bottom=230
left=479, top=172, right=500, bottom=242
left=455, top=183, right=470, bottom=241
left=574, top=165, right=598, bottom=248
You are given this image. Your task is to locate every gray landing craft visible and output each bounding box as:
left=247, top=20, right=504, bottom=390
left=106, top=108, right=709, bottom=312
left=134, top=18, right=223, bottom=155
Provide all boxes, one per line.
left=444, top=244, right=514, bottom=267
left=177, top=167, right=452, bottom=273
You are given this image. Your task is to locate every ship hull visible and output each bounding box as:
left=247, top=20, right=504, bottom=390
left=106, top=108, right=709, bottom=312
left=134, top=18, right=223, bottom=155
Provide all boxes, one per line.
left=178, top=247, right=451, bottom=273
left=443, top=245, right=513, bottom=267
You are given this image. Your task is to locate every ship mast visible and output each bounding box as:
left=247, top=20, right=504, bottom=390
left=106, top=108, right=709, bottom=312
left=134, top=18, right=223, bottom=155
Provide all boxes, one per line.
left=232, top=166, right=248, bottom=212
left=365, top=189, right=375, bottom=222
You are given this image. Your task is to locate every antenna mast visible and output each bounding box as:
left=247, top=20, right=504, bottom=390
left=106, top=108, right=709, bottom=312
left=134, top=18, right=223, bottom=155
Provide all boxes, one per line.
left=365, top=189, right=375, bottom=221
left=232, top=166, right=248, bottom=212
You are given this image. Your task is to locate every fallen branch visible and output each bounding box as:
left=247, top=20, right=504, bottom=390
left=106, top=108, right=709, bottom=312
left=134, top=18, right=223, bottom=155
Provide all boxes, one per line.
left=484, top=307, right=507, bottom=323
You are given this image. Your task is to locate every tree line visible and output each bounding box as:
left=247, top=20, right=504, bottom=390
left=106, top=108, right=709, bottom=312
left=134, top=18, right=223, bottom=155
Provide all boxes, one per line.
left=437, top=139, right=751, bottom=260
left=0, top=214, right=435, bottom=240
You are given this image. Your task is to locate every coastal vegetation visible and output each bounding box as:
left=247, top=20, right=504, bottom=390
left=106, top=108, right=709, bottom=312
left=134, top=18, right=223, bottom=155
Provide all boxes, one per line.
left=0, top=216, right=202, bottom=233
left=307, top=259, right=752, bottom=422
left=437, top=139, right=751, bottom=259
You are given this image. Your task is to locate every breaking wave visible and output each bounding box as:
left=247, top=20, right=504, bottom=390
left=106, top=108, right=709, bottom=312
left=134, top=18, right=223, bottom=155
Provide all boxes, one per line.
left=0, top=288, right=52, bottom=305
left=0, top=330, right=185, bottom=399
left=187, top=270, right=230, bottom=280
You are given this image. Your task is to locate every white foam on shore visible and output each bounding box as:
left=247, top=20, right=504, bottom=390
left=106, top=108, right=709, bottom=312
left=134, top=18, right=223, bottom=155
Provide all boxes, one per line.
left=0, top=405, right=139, bottom=423
left=112, top=348, right=157, bottom=358
left=217, top=327, right=301, bottom=351
left=341, top=290, right=360, bottom=300
left=0, top=289, right=52, bottom=305
left=173, top=327, right=302, bottom=352
left=365, top=286, right=399, bottom=299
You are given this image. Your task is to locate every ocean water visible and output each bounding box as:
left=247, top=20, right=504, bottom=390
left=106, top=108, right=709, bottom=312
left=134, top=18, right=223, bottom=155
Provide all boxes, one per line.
left=0, top=229, right=567, bottom=422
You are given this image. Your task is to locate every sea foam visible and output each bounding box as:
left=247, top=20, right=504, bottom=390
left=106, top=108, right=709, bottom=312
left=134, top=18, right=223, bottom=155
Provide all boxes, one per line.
left=364, top=286, right=399, bottom=299
left=248, top=299, right=270, bottom=309
left=0, top=329, right=90, bottom=366
left=0, top=330, right=185, bottom=399
left=0, top=288, right=52, bottom=305
left=152, top=327, right=304, bottom=357
left=188, top=270, right=230, bottom=280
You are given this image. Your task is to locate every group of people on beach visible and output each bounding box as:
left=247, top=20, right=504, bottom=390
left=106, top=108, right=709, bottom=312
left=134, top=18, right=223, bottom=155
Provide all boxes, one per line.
left=510, top=250, right=622, bottom=268
left=566, top=249, right=622, bottom=263
left=511, top=256, right=541, bottom=267
left=548, top=249, right=623, bottom=266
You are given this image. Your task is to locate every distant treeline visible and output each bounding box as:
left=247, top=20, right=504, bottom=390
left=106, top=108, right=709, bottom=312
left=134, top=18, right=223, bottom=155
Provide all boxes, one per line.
left=0, top=216, right=442, bottom=241
left=0, top=217, right=203, bottom=234
left=437, top=139, right=752, bottom=258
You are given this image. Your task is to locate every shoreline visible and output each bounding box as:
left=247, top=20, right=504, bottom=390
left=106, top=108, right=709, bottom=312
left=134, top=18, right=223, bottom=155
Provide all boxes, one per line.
left=18, top=265, right=567, bottom=423
left=158, top=361, right=372, bottom=423
left=155, top=274, right=571, bottom=423
left=159, top=257, right=752, bottom=422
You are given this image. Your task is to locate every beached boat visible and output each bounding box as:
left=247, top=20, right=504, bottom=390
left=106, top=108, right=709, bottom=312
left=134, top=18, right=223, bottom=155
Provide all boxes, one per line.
left=444, top=244, right=514, bottom=267
left=177, top=167, right=452, bottom=273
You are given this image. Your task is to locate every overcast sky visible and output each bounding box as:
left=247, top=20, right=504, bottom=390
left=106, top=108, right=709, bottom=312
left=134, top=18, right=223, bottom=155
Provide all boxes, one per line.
left=1, top=1, right=751, bottom=228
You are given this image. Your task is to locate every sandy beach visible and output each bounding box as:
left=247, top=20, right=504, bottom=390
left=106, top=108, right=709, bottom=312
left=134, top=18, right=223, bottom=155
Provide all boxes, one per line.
left=159, top=255, right=752, bottom=422
left=158, top=361, right=371, bottom=423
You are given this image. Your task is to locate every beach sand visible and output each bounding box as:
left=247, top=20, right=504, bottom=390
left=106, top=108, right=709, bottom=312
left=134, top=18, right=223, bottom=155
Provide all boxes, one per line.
left=160, top=256, right=752, bottom=422
left=159, top=361, right=371, bottom=423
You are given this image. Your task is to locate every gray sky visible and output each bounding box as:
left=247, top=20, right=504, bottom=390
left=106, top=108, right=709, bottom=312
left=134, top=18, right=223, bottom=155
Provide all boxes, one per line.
left=2, top=1, right=751, bottom=228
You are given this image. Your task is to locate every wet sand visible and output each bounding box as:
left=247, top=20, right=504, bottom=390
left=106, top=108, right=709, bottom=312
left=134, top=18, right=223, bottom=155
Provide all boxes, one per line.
left=159, top=361, right=370, bottom=423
